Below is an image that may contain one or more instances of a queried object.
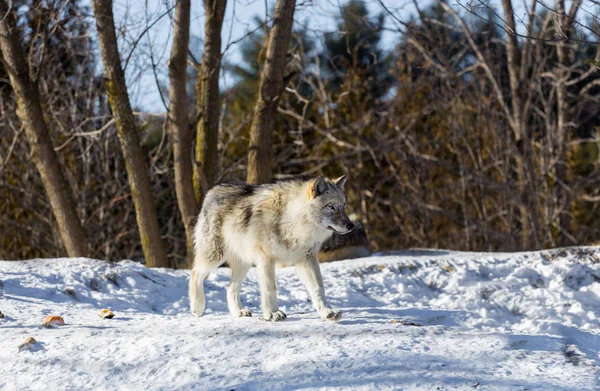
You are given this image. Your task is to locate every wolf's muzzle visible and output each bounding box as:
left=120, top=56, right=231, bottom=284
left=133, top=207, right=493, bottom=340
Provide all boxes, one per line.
left=329, top=222, right=355, bottom=235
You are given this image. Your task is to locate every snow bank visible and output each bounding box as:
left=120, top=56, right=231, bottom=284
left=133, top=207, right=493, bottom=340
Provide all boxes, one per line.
left=1, top=247, right=599, bottom=390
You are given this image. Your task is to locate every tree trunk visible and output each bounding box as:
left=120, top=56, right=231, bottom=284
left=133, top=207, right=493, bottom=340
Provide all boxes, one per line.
left=167, top=0, right=197, bottom=263
left=0, top=0, right=89, bottom=257
left=194, top=0, right=227, bottom=203
left=501, top=0, right=538, bottom=249
left=93, top=0, right=168, bottom=268
left=246, top=0, right=296, bottom=184
left=554, top=0, right=581, bottom=246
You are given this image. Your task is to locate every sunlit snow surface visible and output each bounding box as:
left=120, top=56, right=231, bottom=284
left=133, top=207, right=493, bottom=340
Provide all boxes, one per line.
left=1, top=247, right=600, bottom=390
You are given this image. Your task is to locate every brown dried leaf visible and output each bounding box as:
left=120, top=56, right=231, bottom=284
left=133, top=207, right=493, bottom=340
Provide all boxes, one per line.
left=42, top=315, right=65, bottom=327
left=98, top=308, right=115, bottom=319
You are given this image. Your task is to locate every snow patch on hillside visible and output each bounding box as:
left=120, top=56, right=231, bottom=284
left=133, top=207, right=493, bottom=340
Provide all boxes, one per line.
left=1, top=247, right=599, bottom=390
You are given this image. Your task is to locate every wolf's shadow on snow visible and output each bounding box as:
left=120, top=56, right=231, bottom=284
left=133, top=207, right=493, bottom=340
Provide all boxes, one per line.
left=337, top=306, right=462, bottom=327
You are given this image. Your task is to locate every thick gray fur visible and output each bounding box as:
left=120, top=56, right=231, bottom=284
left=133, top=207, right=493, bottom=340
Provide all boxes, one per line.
left=189, top=176, right=352, bottom=322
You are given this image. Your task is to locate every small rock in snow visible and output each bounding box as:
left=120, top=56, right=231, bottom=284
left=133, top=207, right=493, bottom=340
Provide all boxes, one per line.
left=17, top=337, right=37, bottom=352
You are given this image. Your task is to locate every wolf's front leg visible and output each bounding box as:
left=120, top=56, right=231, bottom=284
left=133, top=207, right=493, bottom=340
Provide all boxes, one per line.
left=295, top=252, right=341, bottom=322
left=256, top=260, right=287, bottom=321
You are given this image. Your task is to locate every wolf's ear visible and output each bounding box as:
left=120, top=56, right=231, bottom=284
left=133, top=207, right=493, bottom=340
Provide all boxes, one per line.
left=334, top=175, right=347, bottom=189
left=310, top=176, right=328, bottom=198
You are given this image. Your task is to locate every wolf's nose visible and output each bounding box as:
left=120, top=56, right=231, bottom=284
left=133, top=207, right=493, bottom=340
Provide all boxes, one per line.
left=346, top=222, right=355, bottom=231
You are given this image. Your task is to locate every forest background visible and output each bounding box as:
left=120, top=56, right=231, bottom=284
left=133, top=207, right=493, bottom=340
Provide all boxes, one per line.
left=1, top=0, right=599, bottom=267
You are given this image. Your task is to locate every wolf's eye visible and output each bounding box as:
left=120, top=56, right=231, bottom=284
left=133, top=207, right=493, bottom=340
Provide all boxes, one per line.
left=327, top=204, right=335, bottom=210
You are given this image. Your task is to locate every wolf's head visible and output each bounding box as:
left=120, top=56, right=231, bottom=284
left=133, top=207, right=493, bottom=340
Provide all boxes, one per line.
left=306, top=175, right=355, bottom=235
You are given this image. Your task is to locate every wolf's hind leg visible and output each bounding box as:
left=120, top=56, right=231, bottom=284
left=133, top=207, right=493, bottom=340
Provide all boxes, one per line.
left=227, top=261, right=252, bottom=317
left=190, top=267, right=209, bottom=317
left=190, top=253, right=223, bottom=317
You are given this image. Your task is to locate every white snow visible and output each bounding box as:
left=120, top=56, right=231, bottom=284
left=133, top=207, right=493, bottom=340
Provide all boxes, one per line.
left=1, top=247, right=600, bottom=390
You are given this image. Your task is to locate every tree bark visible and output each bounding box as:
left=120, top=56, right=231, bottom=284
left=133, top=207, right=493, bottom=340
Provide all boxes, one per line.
left=93, top=0, right=168, bottom=268
left=0, top=0, right=89, bottom=257
left=194, top=0, right=227, bottom=203
left=500, top=0, right=522, bottom=135
left=246, top=0, right=296, bottom=184
left=167, top=0, right=197, bottom=263
left=554, top=0, right=581, bottom=245
left=501, top=0, right=538, bottom=249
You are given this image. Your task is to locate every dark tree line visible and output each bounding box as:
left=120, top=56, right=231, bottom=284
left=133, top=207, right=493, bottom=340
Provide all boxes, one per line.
left=1, top=0, right=599, bottom=265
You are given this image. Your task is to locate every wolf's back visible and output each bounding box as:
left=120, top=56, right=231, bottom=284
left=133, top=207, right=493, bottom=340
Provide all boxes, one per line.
left=201, top=183, right=257, bottom=210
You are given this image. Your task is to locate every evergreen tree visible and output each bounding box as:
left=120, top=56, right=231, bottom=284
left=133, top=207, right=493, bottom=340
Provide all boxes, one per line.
left=322, top=0, right=392, bottom=101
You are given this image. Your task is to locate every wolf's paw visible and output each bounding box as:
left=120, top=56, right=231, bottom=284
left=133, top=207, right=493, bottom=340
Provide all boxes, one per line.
left=235, top=309, right=252, bottom=317
left=264, top=310, right=287, bottom=322
left=190, top=302, right=205, bottom=318
left=320, top=308, right=342, bottom=322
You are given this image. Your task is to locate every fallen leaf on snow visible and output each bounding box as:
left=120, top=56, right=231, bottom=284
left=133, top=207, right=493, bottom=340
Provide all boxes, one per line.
left=43, top=315, right=65, bottom=327
left=98, top=308, right=115, bottom=319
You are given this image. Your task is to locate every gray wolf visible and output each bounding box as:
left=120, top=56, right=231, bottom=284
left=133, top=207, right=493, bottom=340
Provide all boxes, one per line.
left=189, top=175, right=353, bottom=322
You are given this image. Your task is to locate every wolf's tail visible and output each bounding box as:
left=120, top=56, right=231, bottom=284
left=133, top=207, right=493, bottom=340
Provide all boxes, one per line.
left=189, top=268, right=206, bottom=317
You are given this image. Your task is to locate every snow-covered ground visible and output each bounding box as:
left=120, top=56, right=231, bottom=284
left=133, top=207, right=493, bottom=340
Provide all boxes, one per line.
left=1, top=248, right=600, bottom=390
